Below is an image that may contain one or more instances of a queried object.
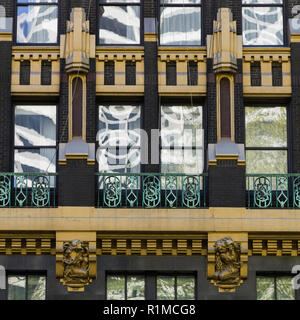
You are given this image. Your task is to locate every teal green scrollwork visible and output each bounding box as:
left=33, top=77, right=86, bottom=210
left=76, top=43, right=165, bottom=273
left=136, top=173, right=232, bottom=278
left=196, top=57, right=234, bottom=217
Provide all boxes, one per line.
left=0, top=175, right=11, bottom=207
left=276, top=176, right=288, bottom=208
left=165, top=175, right=177, bottom=208
left=104, top=176, right=121, bottom=207
left=254, top=176, right=272, bottom=208
left=126, top=176, right=138, bottom=207
left=143, top=176, right=161, bottom=208
left=293, top=177, right=300, bottom=208
left=15, top=175, right=27, bottom=207
left=182, top=176, right=200, bottom=208
left=32, top=175, right=50, bottom=207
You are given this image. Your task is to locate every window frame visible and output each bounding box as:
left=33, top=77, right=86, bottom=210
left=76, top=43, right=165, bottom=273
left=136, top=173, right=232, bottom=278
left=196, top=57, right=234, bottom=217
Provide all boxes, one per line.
left=106, top=273, right=146, bottom=300
left=7, top=272, right=47, bottom=300
left=14, top=0, right=59, bottom=46
left=159, top=104, right=205, bottom=175
left=97, top=103, right=142, bottom=174
left=256, top=273, right=295, bottom=300
left=245, top=103, right=290, bottom=174
left=97, top=0, right=144, bottom=46
left=242, top=0, right=287, bottom=47
left=13, top=103, right=58, bottom=174
left=159, top=0, right=203, bottom=47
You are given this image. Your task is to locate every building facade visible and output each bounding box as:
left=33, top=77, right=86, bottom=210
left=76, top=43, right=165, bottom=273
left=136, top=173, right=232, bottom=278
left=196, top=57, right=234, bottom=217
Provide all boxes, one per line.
left=0, top=0, right=300, bottom=300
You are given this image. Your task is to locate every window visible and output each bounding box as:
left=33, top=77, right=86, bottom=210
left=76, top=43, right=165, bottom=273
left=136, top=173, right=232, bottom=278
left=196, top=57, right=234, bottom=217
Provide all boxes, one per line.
left=160, top=0, right=201, bottom=46
left=257, top=275, right=295, bottom=300
left=8, top=274, right=46, bottom=300
left=156, top=275, right=195, bottom=300
left=106, top=274, right=145, bottom=300
left=160, top=106, right=203, bottom=174
left=245, top=106, right=287, bottom=174
left=16, top=0, right=58, bottom=44
left=97, top=105, right=141, bottom=173
left=14, top=105, right=57, bottom=174
left=99, top=0, right=141, bottom=45
left=242, top=0, right=283, bottom=46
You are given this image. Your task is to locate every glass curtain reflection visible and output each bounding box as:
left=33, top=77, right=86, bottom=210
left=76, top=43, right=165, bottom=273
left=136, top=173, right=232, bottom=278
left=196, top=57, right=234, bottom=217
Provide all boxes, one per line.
left=242, top=0, right=283, bottom=45
left=14, top=105, right=56, bottom=174
left=160, top=0, right=201, bottom=45
left=99, top=1, right=140, bottom=44
left=17, top=0, right=58, bottom=43
left=257, top=276, right=295, bottom=300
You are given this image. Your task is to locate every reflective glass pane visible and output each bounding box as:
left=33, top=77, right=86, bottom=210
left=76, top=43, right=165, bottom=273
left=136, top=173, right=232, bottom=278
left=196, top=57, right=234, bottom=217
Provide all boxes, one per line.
left=246, top=150, right=287, bottom=174
left=160, top=7, right=201, bottom=45
left=242, top=0, right=282, bottom=3
left=127, top=275, right=145, bottom=300
left=99, top=105, right=140, bottom=147
left=107, top=275, right=125, bottom=300
left=101, top=0, right=140, bottom=2
left=28, top=275, right=46, bottom=300
left=17, top=5, right=58, bottom=43
left=97, top=147, right=140, bottom=173
left=177, top=276, right=195, bottom=300
left=257, top=276, right=275, bottom=300
left=242, top=7, right=283, bottom=45
left=161, top=0, right=201, bottom=3
left=245, top=107, right=287, bottom=148
left=15, top=105, right=56, bottom=147
left=8, top=276, right=26, bottom=300
left=157, top=276, right=175, bottom=300
left=276, top=277, right=295, bottom=300
left=161, top=106, right=203, bottom=148
left=99, top=6, right=140, bottom=44
left=161, top=149, right=203, bottom=174
left=14, top=148, right=56, bottom=173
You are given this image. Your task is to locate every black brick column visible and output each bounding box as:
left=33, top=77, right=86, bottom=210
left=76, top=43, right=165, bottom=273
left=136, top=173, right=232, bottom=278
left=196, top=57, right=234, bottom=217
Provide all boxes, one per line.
left=143, top=1, right=159, bottom=173
left=58, top=1, right=96, bottom=207
left=0, top=1, right=13, bottom=172
left=207, top=1, right=245, bottom=207
left=290, top=42, right=300, bottom=173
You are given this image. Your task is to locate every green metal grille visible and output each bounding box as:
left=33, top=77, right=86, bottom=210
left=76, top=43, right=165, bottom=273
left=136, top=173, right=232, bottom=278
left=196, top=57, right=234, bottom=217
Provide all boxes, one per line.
left=246, top=174, right=300, bottom=209
left=96, top=173, right=207, bottom=209
left=0, top=173, right=57, bottom=208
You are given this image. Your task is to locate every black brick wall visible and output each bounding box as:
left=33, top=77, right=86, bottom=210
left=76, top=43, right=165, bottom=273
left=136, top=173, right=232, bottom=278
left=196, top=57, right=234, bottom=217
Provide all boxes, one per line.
left=58, top=59, right=69, bottom=143
left=209, top=164, right=246, bottom=207
left=290, top=43, right=300, bottom=173
left=0, top=41, right=12, bottom=172
left=0, top=0, right=14, bottom=17
left=144, top=0, right=157, bottom=18
left=58, top=159, right=95, bottom=206
left=235, top=59, right=245, bottom=144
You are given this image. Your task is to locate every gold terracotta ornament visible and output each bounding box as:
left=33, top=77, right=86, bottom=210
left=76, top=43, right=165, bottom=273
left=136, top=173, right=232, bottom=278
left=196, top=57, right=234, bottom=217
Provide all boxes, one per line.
left=208, top=235, right=248, bottom=292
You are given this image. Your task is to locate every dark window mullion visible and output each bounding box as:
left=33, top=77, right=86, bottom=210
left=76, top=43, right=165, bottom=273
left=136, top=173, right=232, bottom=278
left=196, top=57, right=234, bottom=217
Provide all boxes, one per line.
left=125, top=275, right=128, bottom=300
left=25, top=275, right=28, bottom=301
left=174, top=276, right=177, bottom=300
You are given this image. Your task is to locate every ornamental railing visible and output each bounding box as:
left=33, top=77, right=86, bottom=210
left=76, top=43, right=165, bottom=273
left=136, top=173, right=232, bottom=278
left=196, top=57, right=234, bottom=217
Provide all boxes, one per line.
left=96, top=173, right=207, bottom=209
left=0, top=173, right=57, bottom=208
left=246, top=174, right=300, bottom=209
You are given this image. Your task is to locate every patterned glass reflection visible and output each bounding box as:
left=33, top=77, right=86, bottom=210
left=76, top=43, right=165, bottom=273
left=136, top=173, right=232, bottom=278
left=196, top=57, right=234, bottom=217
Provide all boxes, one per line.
left=177, top=276, right=195, bottom=300
left=107, top=275, right=125, bottom=300
left=98, top=105, right=141, bottom=173
left=99, top=6, right=140, bottom=44
left=127, top=276, right=145, bottom=300
left=8, top=276, right=26, bottom=300
left=242, top=6, right=283, bottom=45
left=276, top=277, right=295, bottom=300
left=242, top=0, right=282, bottom=3
left=257, top=276, right=275, bottom=300
left=162, top=0, right=201, bottom=3
left=17, top=5, right=58, bottom=43
left=27, top=275, right=46, bottom=300
left=160, top=7, right=201, bottom=45
left=157, top=276, right=175, bottom=300
left=245, top=107, right=287, bottom=148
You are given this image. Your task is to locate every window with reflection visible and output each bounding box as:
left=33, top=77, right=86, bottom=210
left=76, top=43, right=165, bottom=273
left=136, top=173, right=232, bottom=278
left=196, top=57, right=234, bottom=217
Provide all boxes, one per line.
left=99, top=0, right=141, bottom=45
left=160, top=0, right=201, bottom=46
left=257, top=275, right=295, bottom=300
left=160, top=106, right=203, bottom=174
left=8, top=274, right=46, bottom=300
left=245, top=106, right=287, bottom=174
left=16, top=0, right=58, bottom=44
left=14, top=105, right=57, bottom=174
left=242, top=0, right=283, bottom=46
left=156, top=275, right=195, bottom=300
left=106, top=274, right=145, bottom=300
left=97, top=105, right=141, bottom=173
